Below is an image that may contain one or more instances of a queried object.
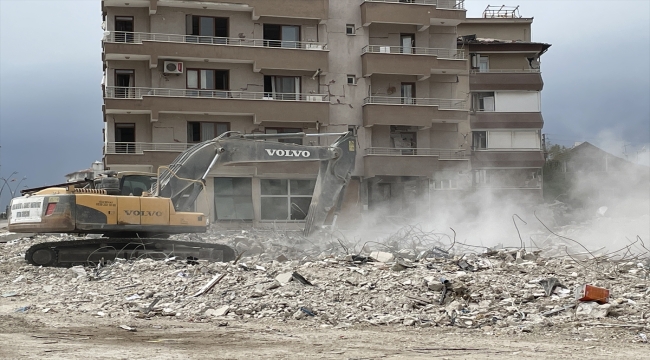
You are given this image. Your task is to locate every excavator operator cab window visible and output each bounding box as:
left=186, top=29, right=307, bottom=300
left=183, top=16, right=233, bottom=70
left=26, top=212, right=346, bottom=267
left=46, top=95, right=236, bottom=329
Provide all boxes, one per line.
left=120, top=175, right=155, bottom=196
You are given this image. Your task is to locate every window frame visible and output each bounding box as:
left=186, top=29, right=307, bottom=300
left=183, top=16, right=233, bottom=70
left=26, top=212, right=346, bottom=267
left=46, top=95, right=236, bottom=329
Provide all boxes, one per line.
left=472, top=131, right=488, bottom=150
left=187, top=121, right=230, bottom=143
left=186, top=68, right=229, bottom=91
left=346, top=24, right=356, bottom=35
left=347, top=75, right=357, bottom=85
left=260, top=179, right=316, bottom=221
left=115, top=123, right=136, bottom=153
left=214, top=177, right=254, bottom=221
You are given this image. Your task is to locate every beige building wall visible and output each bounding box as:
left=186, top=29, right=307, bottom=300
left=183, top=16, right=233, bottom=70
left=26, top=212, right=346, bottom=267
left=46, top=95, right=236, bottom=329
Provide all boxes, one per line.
left=458, top=20, right=532, bottom=41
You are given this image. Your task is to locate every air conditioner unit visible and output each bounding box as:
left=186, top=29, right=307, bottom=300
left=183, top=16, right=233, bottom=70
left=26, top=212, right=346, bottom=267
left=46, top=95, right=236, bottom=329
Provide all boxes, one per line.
left=306, top=44, right=323, bottom=50
left=379, top=46, right=390, bottom=53
left=306, top=95, right=323, bottom=102
left=163, top=61, right=184, bottom=74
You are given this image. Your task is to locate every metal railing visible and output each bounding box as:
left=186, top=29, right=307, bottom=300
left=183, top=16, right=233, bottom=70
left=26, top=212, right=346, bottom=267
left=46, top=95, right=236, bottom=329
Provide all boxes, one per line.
left=363, top=45, right=465, bottom=59
left=104, top=87, right=329, bottom=102
left=105, top=31, right=327, bottom=50
left=363, top=96, right=467, bottom=110
left=366, top=147, right=467, bottom=159
left=364, top=0, right=465, bottom=10
left=106, top=142, right=191, bottom=154
left=471, top=68, right=540, bottom=73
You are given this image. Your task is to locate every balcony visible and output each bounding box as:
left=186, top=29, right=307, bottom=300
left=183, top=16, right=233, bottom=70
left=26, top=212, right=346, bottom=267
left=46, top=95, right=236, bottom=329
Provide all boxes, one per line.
left=362, top=45, right=466, bottom=78
left=103, top=32, right=328, bottom=72
left=361, top=0, right=466, bottom=30
left=364, top=147, right=467, bottom=177
left=104, top=143, right=186, bottom=171
left=363, top=96, right=468, bottom=127
left=104, top=87, right=329, bottom=124
left=105, top=0, right=330, bottom=21
left=470, top=69, right=543, bottom=91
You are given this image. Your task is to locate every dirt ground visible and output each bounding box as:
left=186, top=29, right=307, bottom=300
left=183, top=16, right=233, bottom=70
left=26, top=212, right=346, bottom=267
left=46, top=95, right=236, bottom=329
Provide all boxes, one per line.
left=1, top=301, right=648, bottom=360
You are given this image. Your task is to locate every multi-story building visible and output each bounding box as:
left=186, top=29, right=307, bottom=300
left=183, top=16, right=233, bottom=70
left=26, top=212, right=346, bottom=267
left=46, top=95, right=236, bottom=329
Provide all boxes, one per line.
left=457, top=5, right=550, bottom=199
left=100, top=1, right=547, bottom=227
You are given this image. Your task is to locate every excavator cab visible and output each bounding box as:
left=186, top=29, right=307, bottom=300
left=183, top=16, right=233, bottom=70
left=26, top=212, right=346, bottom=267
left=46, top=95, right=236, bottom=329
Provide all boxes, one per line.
left=91, top=171, right=156, bottom=196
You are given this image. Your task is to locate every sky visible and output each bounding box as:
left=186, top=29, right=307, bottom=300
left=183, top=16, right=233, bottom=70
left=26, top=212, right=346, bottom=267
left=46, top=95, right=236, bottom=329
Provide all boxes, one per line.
left=0, top=0, right=649, bottom=208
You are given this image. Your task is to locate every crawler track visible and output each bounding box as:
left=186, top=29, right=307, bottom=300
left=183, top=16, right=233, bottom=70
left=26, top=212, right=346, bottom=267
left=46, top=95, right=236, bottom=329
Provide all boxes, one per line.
left=24, top=237, right=236, bottom=267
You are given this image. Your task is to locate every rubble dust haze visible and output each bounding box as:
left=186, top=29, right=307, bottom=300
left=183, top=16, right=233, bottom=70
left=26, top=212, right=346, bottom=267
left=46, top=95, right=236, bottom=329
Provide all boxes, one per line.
left=334, top=167, right=649, bottom=260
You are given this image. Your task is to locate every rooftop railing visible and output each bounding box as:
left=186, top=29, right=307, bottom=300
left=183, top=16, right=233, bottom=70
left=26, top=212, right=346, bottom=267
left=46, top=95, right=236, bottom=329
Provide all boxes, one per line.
left=363, top=45, right=465, bottom=59
left=104, top=87, right=329, bottom=102
left=363, top=96, right=467, bottom=110
left=366, top=147, right=467, bottom=159
left=363, top=0, right=465, bottom=10
left=105, top=31, right=327, bottom=50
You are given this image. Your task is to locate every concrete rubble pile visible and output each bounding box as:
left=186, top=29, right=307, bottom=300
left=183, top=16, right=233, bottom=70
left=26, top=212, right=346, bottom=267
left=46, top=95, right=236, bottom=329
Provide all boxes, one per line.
left=1, top=227, right=648, bottom=343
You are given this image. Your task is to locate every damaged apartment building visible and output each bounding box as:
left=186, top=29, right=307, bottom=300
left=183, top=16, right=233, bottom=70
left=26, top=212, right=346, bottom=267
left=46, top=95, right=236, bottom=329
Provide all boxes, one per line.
left=101, top=1, right=550, bottom=227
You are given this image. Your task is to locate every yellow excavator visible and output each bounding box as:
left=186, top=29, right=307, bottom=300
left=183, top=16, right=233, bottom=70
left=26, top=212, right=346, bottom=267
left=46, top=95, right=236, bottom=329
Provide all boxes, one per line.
left=8, top=132, right=356, bottom=267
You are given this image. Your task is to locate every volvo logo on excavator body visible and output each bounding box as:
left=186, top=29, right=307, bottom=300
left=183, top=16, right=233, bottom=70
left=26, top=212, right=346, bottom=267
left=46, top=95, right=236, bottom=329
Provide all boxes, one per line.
left=265, top=149, right=311, bottom=157
left=124, top=210, right=163, bottom=217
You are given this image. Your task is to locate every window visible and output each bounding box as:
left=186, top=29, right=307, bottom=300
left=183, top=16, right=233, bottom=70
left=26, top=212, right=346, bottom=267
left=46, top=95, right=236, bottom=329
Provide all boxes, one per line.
left=478, top=56, right=489, bottom=72
left=472, top=131, right=487, bottom=150
left=472, top=54, right=488, bottom=72
left=264, top=76, right=300, bottom=100
left=114, top=16, right=134, bottom=42
left=401, top=83, right=416, bottom=104
left=115, top=123, right=136, bottom=153
left=186, top=69, right=229, bottom=97
left=187, top=122, right=229, bottom=143
left=346, top=24, right=356, bottom=35
left=400, top=33, right=415, bottom=54
left=433, top=179, right=458, bottom=190
left=390, top=125, right=417, bottom=154
left=472, top=92, right=495, bottom=111
left=265, top=128, right=303, bottom=145
left=214, top=178, right=253, bottom=220
left=347, top=75, right=357, bottom=85
left=263, top=24, right=300, bottom=48
left=186, top=16, right=228, bottom=43
left=114, top=69, right=134, bottom=98
left=121, top=175, right=154, bottom=196
left=485, top=130, right=540, bottom=150
left=260, top=179, right=316, bottom=220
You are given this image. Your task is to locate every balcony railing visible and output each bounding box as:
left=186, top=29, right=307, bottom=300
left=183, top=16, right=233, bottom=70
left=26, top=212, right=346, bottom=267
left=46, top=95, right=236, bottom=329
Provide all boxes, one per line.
left=471, top=68, right=541, bottom=73
left=363, top=45, right=465, bottom=59
left=105, top=31, right=327, bottom=50
left=105, top=87, right=329, bottom=102
left=366, top=147, right=467, bottom=159
left=106, top=142, right=191, bottom=154
left=363, top=0, right=465, bottom=10
left=364, top=96, right=467, bottom=110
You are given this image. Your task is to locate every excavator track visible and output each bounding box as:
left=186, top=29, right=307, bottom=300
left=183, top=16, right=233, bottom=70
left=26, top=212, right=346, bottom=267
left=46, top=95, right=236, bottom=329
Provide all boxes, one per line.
left=25, top=238, right=236, bottom=268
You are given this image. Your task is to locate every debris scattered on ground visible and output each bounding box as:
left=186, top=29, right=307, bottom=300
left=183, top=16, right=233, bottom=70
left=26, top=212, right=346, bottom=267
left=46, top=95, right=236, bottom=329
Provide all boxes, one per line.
left=0, top=215, right=648, bottom=342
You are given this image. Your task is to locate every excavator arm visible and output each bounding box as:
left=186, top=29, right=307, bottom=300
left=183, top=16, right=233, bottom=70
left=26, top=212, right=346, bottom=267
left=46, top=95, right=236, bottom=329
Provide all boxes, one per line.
left=154, top=132, right=357, bottom=236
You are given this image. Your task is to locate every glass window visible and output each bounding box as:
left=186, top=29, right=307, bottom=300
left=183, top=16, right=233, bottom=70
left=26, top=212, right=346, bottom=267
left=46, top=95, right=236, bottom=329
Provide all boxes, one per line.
left=260, top=179, right=315, bottom=220
left=261, top=179, right=288, bottom=195
left=187, top=122, right=229, bottom=142
left=214, top=178, right=253, bottom=220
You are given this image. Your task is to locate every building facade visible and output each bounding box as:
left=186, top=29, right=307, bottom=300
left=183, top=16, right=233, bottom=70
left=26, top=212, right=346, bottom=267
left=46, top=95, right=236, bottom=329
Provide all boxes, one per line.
left=101, top=1, right=548, bottom=226
left=457, top=5, right=550, bottom=198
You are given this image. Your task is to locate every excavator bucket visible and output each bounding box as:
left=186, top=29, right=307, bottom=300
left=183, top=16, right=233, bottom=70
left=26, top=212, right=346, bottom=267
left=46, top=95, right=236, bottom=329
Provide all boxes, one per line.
left=303, top=133, right=356, bottom=236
